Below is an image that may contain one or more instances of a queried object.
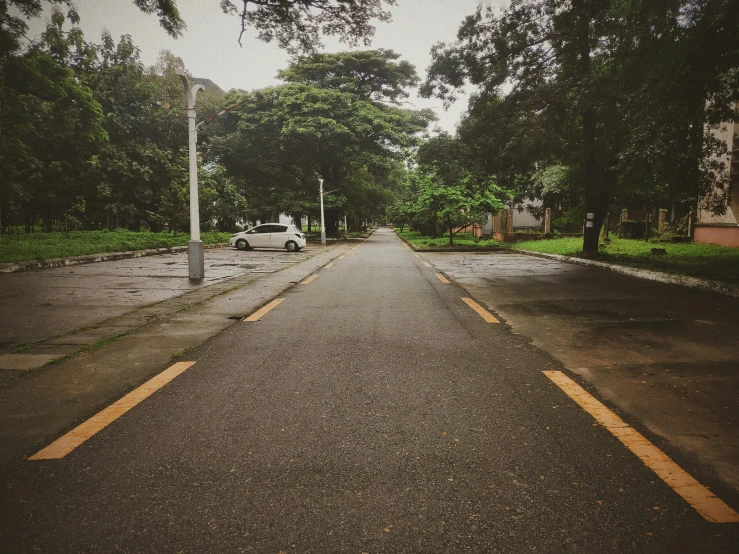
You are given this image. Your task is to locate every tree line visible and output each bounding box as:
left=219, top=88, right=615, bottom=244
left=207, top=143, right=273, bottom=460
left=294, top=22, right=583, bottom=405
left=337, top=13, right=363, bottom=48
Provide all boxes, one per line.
left=3, top=0, right=737, bottom=253
left=419, top=0, right=738, bottom=253
left=1, top=0, right=409, bottom=236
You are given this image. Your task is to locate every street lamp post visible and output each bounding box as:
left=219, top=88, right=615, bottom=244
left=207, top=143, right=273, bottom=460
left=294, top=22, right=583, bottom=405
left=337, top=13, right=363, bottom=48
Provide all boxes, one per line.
left=319, top=178, right=326, bottom=245
left=176, top=71, right=205, bottom=280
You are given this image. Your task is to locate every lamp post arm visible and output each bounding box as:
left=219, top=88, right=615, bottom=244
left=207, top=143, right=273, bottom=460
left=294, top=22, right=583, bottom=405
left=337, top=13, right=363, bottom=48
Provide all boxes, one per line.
left=175, top=71, right=204, bottom=109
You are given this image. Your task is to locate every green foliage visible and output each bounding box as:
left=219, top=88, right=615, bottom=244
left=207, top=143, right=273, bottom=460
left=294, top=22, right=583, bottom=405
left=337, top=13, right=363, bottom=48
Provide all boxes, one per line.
left=395, top=229, right=503, bottom=250
left=214, top=52, right=433, bottom=234
left=220, top=0, right=396, bottom=54
left=390, top=133, right=510, bottom=245
left=278, top=49, right=419, bottom=103
left=0, top=229, right=231, bottom=264
left=421, top=0, right=739, bottom=254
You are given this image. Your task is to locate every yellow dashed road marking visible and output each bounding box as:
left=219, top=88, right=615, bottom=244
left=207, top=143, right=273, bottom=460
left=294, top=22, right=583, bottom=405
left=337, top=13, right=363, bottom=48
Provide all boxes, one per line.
left=436, top=273, right=450, bottom=284
left=543, top=370, right=739, bottom=523
left=461, top=297, right=500, bottom=323
left=243, top=298, right=286, bottom=321
left=414, top=253, right=420, bottom=258
left=338, top=255, right=344, bottom=259
left=324, top=262, right=334, bottom=269
left=29, top=361, right=196, bottom=460
left=300, top=274, right=319, bottom=285
left=422, top=261, right=432, bottom=268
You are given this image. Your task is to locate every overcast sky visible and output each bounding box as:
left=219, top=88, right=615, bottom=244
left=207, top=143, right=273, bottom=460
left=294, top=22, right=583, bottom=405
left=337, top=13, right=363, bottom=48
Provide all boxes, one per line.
left=26, top=0, right=502, bottom=132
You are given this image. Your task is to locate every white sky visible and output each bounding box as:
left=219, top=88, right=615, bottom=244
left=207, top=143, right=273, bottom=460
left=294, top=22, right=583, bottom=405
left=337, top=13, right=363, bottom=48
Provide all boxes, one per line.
left=25, top=0, right=503, bottom=133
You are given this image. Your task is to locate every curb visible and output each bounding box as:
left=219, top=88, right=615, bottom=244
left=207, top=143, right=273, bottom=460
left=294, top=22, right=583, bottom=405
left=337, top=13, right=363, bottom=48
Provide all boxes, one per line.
left=512, top=249, right=739, bottom=299
left=0, top=242, right=230, bottom=274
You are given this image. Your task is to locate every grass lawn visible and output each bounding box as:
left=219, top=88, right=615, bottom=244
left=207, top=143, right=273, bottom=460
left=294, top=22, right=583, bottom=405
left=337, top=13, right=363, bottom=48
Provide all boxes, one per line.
left=395, top=229, right=504, bottom=250
left=515, top=236, right=739, bottom=284
left=0, top=229, right=233, bottom=264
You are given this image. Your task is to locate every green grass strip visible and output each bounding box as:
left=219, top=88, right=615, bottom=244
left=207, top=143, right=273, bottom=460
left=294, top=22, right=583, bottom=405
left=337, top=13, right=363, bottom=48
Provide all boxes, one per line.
left=0, top=230, right=232, bottom=264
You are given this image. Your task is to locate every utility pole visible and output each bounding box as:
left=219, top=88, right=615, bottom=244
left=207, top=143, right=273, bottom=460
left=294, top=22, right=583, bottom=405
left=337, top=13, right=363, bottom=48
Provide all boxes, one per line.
left=319, top=178, right=326, bottom=245
left=176, top=71, right=205, bottom=280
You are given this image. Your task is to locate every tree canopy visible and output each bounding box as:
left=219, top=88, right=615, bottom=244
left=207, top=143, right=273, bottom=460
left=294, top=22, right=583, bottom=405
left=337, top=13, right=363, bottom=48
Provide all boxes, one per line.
left=213, top=62, right=433, bottom=232
left=278, top=49, right=419, bottom=103
left=422, top=0, right=739, bottom=252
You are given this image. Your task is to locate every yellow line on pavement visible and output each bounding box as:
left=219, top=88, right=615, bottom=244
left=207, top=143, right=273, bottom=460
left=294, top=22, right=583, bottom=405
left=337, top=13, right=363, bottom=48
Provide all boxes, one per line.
left=436, top=273, right=450, bottom=284
left=243, top=298, right=286, bottom=321
left=461, top=297, right=500, bottom=323
left=338, top=255, right=344, bottom=259
left=422, top=261, right=432, bottom=268
left=324, top=262, right=334, bottom=269
left=543, top=370, right=739, bottom=523
left=300, top=274, right=319, bottom=285
left=414, top=253, right=420, bottom=258
left=29, top=361, right=197, bottom=460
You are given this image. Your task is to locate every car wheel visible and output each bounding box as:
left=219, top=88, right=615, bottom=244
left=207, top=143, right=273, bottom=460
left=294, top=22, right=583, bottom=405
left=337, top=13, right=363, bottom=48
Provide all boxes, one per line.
left=285, top=240, right=298, bottom=252
left=236, top=239, right=249, bottom=250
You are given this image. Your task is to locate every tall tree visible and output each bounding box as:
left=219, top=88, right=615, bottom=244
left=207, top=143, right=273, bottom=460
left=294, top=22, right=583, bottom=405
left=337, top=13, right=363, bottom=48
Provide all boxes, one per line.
left=278, top=49, right=419, bottom=104
left=422, top=0, right=739, bottom=253
left=213, top=83, right=433, bottom=233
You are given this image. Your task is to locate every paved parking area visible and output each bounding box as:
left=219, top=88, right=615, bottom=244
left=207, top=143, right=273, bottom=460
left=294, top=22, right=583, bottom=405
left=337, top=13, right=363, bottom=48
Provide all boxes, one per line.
left=423, top=251, right=739, bottom=495
left=0, top=246, right=329, bottom=356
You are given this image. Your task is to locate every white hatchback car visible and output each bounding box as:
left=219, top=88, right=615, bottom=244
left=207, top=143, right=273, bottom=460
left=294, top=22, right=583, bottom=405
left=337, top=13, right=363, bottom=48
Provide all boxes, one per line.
left=229, top=224, right=307, bottom=252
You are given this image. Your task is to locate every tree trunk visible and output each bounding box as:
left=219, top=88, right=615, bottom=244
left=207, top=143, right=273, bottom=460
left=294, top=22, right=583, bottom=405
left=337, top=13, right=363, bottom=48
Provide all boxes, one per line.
left=449, top=222, right=454, bottom=246
left=325, top=207, right=340, bottom=236
left=292, top=213, right=302, bottom=232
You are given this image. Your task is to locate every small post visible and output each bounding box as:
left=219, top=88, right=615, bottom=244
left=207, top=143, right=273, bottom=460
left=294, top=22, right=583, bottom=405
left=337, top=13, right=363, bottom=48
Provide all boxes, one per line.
left=319, top=178, right=326, bottom=245
left=544, top=207, right=551, bottom=234
left=619, top=208, right=628, bottom=238
left=602, top=212, right=610, bottom=239
left=687, top=211, right=694, bottom=238
left=658, top=208, right=666, bottom=233
left=645, top=213, right=651, bottom=241
left=344, top=214, right=348, bottom=239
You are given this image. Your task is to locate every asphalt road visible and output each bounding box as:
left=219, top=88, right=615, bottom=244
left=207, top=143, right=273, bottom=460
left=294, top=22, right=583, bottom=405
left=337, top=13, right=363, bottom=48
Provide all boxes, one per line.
left=424, top=250, right=739, bottom=495
left=1, top=228, right=737, bottom=553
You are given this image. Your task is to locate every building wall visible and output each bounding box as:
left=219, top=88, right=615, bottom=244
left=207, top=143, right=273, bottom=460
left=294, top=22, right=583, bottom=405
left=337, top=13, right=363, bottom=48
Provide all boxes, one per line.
left=698, top=120, right=739, bottom=225
left=696, top=117, right=739, bottom=247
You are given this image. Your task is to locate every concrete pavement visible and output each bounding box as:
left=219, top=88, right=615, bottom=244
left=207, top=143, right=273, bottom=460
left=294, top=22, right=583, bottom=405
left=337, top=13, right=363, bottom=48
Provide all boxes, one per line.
left=0, top=242, right=351, bottom=464
left=1, top=228, right=736, bottom=552
left=0, top=245, right=337, bottom=381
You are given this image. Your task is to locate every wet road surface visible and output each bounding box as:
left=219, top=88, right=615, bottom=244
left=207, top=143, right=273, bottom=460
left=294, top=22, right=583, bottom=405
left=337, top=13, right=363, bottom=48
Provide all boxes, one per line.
left=1, top=228, right=737, bottom=552
left=0, top=246, right=327, bottom=354
left=424, top=250, right=739, bottom=496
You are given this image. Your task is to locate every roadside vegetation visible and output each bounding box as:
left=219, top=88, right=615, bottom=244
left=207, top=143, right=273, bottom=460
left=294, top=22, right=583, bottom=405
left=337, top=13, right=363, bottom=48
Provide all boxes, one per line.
left=395, top=229, right=503, bottom=250
left=515, top=237, right=739, bottom=284
left=3, top=1, right=737, bottom=268
left=0, top=230, right=232, bottom=264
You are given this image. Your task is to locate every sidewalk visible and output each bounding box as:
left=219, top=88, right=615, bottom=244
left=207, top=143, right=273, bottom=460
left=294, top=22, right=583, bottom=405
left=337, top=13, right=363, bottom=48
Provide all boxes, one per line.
left=0, top=242, right=352, bottom=465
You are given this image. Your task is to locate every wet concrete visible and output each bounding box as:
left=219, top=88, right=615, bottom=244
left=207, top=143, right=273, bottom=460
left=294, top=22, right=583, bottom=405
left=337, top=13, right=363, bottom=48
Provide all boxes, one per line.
left=0, top=246, right=332, bottom=373
left=0, top=242, right=352, bottom=465
left=423, top=251, right=739, bottom=493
